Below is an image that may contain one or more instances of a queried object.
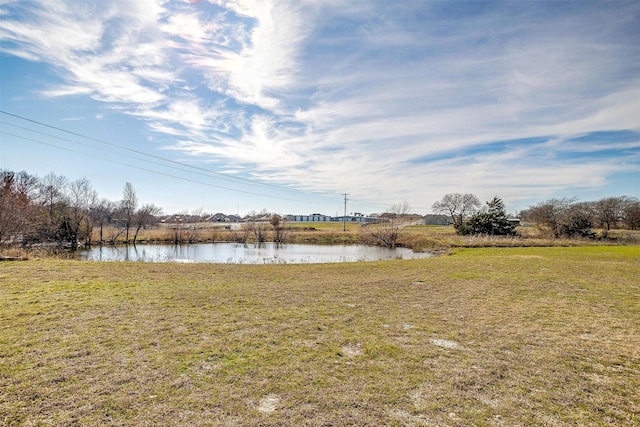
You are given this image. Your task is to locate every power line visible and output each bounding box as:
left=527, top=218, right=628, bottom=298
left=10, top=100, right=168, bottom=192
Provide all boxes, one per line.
left=0, top=110, right=329, bottom=196
left=0, top=130, right=326, bottom=203
left=1, top=121, right=293, bottom=191
left=1, top=110, right=430, bottom=212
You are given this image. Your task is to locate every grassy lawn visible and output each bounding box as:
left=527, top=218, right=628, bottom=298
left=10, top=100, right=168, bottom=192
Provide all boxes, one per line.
left=1, top=246, right=639, bottom=426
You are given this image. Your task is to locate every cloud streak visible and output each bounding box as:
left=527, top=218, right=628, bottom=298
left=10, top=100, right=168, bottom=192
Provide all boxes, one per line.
left=1, top=0, right=638, bottom=212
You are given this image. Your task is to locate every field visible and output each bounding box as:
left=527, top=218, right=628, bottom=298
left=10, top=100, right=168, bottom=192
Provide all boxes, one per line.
left=1, top=246, right=639, bottom=426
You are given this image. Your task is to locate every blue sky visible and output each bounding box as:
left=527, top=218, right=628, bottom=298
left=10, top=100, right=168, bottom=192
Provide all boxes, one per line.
left=1, top=0, right=638, bottom=216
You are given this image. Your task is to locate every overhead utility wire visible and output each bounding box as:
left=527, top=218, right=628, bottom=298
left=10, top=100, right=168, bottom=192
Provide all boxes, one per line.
left=1, top=121, right=286, bottom=190
left=0, top=110, right=335, bottom=197
left=1, top=111, right=427, bottom=212
left=0, top=130, right=327, bottom=204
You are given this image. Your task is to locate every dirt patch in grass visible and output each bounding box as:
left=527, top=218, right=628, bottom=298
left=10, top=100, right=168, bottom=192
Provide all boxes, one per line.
left=339, top=344, right=363, bottom=357
left=1, top=246, right=639, bottom=425
left=256, top=394, right=281, bottom=413
left=429, top=338, right=465, bottom=350
left=504, top=254, right=546, bottom=259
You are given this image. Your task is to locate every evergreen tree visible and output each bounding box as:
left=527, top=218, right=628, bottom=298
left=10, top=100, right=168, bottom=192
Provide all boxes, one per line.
left=458, top=196, right=517, bottom=236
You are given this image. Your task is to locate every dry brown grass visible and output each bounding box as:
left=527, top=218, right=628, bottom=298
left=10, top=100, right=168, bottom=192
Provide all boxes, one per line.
left=1, top=246, right=639, bottom=426
left=400, top=225, right=640, bottom=251
left=84, top=222, right=640, bottom=252
left=91, top=222, right=366, bottom=246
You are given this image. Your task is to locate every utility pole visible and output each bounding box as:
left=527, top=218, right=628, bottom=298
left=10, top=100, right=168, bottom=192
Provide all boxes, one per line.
left=343, top=193, right=348, bottom=232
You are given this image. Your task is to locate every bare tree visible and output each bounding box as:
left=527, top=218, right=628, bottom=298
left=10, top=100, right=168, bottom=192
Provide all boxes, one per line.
left=169, top=216, right=185, bottom=244
left=523, top=198, right=594, bottom=238
left=121, top=182, right=138, bottom=243
left=362, top=201, right=411, bottom=247
left=65, top=178, right=97, bottom=246
left=432, top=193, right=481, bottom=231
left=0, top=170, right=38, bottom=245
left=270, top=214, right=289, bottom=244
left=251, top=221, right=269, bottom=243
left=233, top=223, right=252, bottom=244
left=132, top=204, right=162, bottom=244
left=622, top=198, right=640, bottom=230
left=89, top=199, right=116, bottom=244
left=522, top=198, right=573, bottom=238
left=37, top=172, right=68, bottom=240
left=185, top=224, right=200, bottom=243
left=186, top=208, right=203, bottom=243
left=12, top=171, right=39, bottom=197
left=563, top=202, right=595, bottom=238
left=594, top=196, right=629, bottom=230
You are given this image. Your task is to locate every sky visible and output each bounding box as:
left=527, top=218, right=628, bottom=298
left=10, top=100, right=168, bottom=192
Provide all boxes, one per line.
left=1, top=0, right=639, bottom=217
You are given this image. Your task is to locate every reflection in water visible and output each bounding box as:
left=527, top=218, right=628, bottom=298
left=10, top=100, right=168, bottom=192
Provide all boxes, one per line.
left=79, top=243, right=431, bottom=264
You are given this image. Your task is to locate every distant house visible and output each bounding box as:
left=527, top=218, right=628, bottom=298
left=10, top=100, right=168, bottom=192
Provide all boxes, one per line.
left=241, top=213, right=272, bottom=222
left=211, top=213, right=230, bottom=222
left=227, top=214, right=241, bottom=223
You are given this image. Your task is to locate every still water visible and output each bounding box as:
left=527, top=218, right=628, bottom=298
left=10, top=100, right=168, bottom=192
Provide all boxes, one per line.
left=78, top=243, right=431, bottom=264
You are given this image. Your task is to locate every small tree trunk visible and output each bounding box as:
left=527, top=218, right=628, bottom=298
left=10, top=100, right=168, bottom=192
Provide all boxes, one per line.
left=133, top=224, right=142, bottom=245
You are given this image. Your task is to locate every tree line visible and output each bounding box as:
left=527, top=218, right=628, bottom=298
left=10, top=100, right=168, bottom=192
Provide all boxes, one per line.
left=3, top=168, right=639, bottom=248
left=1, top=170, right=161, bottom=247
left=432, top=193, right=640, bottom=238
left=520, top=196, right=640, bottom=238
left=0, top=169, right=296, bottom=248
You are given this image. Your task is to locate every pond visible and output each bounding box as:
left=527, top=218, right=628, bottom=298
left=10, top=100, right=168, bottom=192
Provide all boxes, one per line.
left=78, top=243, right=432, bottom=264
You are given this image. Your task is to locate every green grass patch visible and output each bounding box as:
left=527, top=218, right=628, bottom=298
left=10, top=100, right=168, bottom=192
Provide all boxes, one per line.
left=1, top=247, right=639, bottom=425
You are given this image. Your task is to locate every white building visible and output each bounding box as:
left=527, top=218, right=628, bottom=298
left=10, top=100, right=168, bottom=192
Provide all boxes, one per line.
left=287, top=213, right=332, bottom=222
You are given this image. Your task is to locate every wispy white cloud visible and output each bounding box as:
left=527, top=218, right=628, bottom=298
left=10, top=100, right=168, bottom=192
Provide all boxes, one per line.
left=181, top=0, right=313, bottom=111
left=40, top=86, right=93, bottom=97
left=1, top=0, right=638, bottom=212
left=0, top=0, right=171, bottom=106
